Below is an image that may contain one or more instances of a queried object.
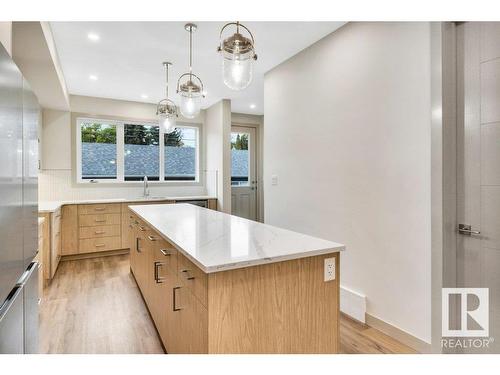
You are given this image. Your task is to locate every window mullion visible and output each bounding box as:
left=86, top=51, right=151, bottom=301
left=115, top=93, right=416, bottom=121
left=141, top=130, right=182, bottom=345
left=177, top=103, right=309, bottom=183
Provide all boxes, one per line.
left=116, top=123, right=125, bottom=182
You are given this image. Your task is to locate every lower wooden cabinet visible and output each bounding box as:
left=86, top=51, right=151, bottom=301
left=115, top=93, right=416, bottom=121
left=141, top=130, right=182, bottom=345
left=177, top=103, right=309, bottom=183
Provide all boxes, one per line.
left=129, top=212, right=208, bottom=354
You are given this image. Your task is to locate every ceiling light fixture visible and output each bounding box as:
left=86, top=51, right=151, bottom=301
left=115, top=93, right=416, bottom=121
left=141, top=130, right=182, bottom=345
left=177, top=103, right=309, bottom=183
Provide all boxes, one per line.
left=87, top=33, right=100, bottom=41
left=157, top=61, right=178, bottom=133
left=89, top=74, right=98, bottom=81
left=141, top=94, right=149, bottom=99
left=250, top=104, right=256, bottom=109
left=177, top=23, right=205, bottom=119
left=217, top=21, right=257, bottom=91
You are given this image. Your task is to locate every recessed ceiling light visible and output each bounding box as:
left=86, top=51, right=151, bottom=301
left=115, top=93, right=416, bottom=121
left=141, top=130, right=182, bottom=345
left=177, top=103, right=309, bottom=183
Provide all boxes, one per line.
left=89, top=74, right=98, bottom=81
left=141, top=94, right=148, bottom=99
left=87, top=33, right=100, bottom=41
left=250, top=104, right=256, bottom=109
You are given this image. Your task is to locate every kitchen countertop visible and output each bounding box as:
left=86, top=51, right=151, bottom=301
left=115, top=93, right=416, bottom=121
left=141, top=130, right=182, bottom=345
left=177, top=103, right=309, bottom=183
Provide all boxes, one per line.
left=38, top=196, right=217, bottom=213
left=130, top=203, right=345, bottom=273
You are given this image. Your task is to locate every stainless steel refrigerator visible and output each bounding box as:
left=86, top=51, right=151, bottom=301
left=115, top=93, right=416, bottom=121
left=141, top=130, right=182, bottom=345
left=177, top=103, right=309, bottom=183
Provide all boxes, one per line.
left=0, top=43, right=40, bottom=354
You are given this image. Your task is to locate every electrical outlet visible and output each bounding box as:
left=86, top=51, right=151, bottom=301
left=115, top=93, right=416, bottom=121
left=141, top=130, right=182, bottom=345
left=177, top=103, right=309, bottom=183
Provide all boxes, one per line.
left=324, top=258, right=335, bottom=281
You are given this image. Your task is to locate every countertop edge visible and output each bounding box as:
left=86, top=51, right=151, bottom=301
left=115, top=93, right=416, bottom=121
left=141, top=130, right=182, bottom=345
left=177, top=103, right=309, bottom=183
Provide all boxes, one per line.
left=129, top=205, right=345, bottom=274
left=38, top=196, right=217, bottom=213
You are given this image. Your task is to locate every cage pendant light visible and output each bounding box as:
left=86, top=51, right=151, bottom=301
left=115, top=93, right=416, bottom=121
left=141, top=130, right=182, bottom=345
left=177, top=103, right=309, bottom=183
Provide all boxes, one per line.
left=156, top=61, right=178, bottom=133
left=217, top=21, right=257, bottom=91
left=177, top=23, right=205, bottom=119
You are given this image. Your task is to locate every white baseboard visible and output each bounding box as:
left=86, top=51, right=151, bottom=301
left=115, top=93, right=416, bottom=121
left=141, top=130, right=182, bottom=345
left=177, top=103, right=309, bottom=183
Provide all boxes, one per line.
left=340, top=285, right=366, bottom=323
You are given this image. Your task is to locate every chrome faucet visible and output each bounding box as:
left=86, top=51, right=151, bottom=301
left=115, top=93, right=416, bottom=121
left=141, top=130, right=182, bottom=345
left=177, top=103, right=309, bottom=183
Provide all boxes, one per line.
left=143, top=176, right=149, bottom=198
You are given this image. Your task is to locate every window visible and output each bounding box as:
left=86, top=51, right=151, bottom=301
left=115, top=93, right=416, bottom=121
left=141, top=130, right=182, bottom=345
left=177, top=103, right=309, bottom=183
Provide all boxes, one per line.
left=77, top=118, right=200, bottom=183
left=165, top=128, right=197, bottom=181
left=231, top=132, right=249, bottom=186
left=124, top=124, right=159, bottom=181
left=80, top=121, right=117, bottom=180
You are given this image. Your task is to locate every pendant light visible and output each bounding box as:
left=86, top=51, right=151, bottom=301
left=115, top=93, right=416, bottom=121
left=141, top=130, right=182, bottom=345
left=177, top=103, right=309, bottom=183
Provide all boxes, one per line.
left=177, top=23, right=205, bottom=119
left=156, top=61, right=178, bottom=133
left=217, top=21, right=257, bottom=91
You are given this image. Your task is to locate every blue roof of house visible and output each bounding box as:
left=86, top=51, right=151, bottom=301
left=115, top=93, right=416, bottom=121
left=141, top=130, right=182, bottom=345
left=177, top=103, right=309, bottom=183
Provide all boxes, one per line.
left=82, top=142, right=248, bottom=178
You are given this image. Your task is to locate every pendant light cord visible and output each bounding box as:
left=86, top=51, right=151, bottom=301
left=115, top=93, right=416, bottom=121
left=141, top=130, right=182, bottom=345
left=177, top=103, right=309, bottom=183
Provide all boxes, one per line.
left=189, top=26, right=193, bottom=79
left=165, top=63, right=169, bottom=99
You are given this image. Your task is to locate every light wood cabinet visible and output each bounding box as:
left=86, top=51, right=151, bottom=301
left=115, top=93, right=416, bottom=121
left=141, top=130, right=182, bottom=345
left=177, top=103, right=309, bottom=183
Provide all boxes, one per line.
left=61, top=205, right=78, bottom=255
left=128, top=206, right=339, bottom=354
left=50, top=208, right=61, bottom=279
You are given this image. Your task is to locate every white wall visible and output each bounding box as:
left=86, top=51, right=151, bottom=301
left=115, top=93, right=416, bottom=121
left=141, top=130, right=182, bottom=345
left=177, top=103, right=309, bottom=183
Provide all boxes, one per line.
left=39, top=95, right=208, bottom=201
left=0, top=22, right=12, bottom=55
left=264, top=22, right=431, bottom=343
left=205, top=100, right=232, bottom=213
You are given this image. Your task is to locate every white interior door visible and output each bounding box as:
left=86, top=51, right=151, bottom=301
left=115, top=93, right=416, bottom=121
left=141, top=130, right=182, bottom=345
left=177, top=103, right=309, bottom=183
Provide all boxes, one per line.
left=456, top=22, right=500, bottom=353
left=231, top=126, right=257, bottom=220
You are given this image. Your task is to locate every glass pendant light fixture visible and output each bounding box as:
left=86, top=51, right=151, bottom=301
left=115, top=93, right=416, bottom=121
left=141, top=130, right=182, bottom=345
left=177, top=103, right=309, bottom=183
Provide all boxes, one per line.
left=177, top=23, right=205, bottom=119
left=217, top=21, right=257, bottom=91
left=156, top=61, right=178, bottom=133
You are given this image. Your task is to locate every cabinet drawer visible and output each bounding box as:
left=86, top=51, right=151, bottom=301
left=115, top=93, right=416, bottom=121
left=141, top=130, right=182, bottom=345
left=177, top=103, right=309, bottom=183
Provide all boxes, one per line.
left=79, top=213, right=121, bottom=227
left=79, top=224, right=121, bottom=239
left=79, top=236, right=122, bottom=253
left=177, top=253, right=207, bottom=307
left=78, top=203, right=121, bottom=215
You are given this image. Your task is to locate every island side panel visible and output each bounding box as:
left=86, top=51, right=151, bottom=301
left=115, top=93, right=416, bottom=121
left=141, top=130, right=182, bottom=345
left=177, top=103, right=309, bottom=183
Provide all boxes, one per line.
left=207, top=253, right=340, bottom=354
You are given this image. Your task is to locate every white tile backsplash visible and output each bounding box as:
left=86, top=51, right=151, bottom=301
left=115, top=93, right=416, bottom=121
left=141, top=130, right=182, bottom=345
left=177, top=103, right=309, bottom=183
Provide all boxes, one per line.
left=39, top=169, right=208, bottom=201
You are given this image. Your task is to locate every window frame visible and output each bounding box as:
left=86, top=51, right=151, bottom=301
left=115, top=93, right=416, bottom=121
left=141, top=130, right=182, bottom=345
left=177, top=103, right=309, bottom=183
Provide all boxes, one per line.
left=76, top=117, right=201, bottom=185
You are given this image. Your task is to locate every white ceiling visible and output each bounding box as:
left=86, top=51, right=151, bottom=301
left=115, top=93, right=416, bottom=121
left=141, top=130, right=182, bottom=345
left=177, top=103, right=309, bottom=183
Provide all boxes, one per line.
left=50, top=22, right=345, bottom=115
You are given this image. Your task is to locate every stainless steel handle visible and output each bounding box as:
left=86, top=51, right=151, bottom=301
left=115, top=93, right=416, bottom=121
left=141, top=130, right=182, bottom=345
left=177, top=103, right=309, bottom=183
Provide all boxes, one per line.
left=95, top=219, right=106, bottom=223
left=94, top=207, right=106, bottom=211
left=154, top=262, right=166, bottom=284
left=181, top=269, right=195, bottom=280
left=173, top=286, right=182, bottom=311
left=147, top=235, right=157, bottom=242
left=0, top=286, right=23, bottom=321
left=458, top=224, right=481, bottom=236
left=160, top=249, right=171, bottom=257
left=139, top=226, right=147, bottom=232
left=95, top=230, right=105, bottom=234
left=95, top=243, right=105, bottom=247
left=136, top=237, right=141, bottom=253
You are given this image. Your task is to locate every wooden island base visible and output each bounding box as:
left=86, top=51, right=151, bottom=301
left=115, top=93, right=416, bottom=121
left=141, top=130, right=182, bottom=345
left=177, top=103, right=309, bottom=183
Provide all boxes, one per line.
left=208, top=254, right=340, bottom=353
left=129, top=209, right=340, bottom=354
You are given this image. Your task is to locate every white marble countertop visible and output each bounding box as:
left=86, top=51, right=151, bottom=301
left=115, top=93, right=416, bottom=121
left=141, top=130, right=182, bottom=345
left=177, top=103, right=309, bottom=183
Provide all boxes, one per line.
left=38, top=196, right=216, bottom=213
left=130, top=203, right=345, bottom=273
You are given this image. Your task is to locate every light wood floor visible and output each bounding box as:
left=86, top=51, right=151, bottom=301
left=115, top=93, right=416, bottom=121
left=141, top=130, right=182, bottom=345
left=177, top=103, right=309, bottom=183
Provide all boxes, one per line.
left=39, top=254, right=416, bottom=354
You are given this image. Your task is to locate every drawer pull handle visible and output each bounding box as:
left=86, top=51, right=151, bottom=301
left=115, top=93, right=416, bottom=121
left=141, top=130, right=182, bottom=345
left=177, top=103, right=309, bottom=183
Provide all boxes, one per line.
left=173, top=286, right=182, bottom=311
left=95, top=243, right=105, bottom=247
left=154, top=262, right=166, bottom=284
left=139, top=226, right=147, bottom=231
left=147, top=235, right=156, bottom=241
left=136, top=237, right=141, bottom=253
left=160, top=249, right=171, bottom=257
left=181, top=269, right=195, bottom=280
left=94, top=207, right=106, bottom=211
left=95, top=219, right=106, bottom=223
left=95, top=230, right=106, bottom=234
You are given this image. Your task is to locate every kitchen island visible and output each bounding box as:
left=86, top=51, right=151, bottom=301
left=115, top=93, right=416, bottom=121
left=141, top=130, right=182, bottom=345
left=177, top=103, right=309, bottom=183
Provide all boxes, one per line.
left=128, top=203, right=345, bottom=354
